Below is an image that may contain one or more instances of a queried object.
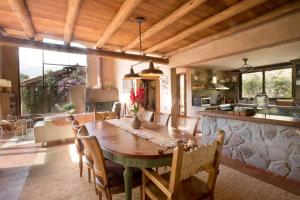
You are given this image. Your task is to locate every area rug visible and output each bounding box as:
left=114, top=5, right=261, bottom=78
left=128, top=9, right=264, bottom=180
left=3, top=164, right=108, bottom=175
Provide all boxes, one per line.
left=0, top=131, right=42, bottom=200
left=20, top=143, right=300, bottom=200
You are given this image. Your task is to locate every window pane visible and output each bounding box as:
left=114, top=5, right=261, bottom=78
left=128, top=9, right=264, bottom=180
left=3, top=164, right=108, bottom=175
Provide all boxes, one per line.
left=69, top=53, right=87, bottom=66
left=265, top=68, right=292, bottom=98
left=19, top=47, right=43, bottom=79
left=179, top=74, right=185, bottom=115
left=19, top=39, right=87, bottom=115
left=242, top=72, right=263, bottom=98
left=43, top=64, right=65, bottom=86
left=44, top=50, right=70, bottom=65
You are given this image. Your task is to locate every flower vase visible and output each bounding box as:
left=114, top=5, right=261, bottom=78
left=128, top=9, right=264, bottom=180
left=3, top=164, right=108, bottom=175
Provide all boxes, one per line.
left=131, top=116, right=141, bottom=129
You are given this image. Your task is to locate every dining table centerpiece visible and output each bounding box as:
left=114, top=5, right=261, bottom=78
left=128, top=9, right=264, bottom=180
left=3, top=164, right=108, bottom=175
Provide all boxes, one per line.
left=130, top=85, right=144, bottom=129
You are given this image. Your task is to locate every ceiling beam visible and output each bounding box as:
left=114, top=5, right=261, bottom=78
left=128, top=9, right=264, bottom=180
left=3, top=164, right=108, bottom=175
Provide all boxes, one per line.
left=122, top=0, right=207, bottom=52
left=64, top=0, right=82, bottom=44
left=145, top=0, right=268, bottom=54
left=7, top=0, right=35, bottom=39
left=95, top=0, right=143, bottom=48
left=0, top=35, right=168, bottom=64
left=167, top=1, right=300, bottom=56
left=0, top=27, right=7, bottom=36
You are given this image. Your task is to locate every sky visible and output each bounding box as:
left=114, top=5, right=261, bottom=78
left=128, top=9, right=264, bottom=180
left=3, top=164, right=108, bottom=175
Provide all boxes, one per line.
left=19, top=39, right=87, bottom=78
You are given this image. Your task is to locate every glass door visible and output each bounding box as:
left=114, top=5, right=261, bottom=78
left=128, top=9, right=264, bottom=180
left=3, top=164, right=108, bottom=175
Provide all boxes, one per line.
left=177, top=74, right=186, bottom=116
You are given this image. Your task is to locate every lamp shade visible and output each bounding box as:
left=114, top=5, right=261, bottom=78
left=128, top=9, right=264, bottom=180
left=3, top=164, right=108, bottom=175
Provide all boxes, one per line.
left=123, top=67, right=141, bottom=79
left=140, top=61, right=163, bottom=77
left=0, top=79, right=11, bottom=87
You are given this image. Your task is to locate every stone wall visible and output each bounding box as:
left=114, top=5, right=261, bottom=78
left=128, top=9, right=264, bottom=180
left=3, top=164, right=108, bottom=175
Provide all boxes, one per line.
left=201, top=116, right=300, bottom=182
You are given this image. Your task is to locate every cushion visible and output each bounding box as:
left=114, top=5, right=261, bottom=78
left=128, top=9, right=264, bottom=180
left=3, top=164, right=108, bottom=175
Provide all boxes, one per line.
left=95, top=160, right=141, bottom=192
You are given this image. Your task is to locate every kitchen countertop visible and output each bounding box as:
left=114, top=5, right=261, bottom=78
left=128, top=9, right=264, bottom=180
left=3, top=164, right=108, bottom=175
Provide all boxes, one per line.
left=198, top=111, right=300, bottom=128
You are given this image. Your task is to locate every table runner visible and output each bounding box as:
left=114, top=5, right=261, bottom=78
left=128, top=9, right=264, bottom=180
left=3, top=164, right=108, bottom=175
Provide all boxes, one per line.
left=106, top=118, right=177, bottom=148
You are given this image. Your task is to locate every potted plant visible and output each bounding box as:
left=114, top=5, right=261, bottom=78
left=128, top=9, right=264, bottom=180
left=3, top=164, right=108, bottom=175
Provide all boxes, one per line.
left=130, top=85, right=144, bottom=129
left=63, top=102, right=76, bottom=114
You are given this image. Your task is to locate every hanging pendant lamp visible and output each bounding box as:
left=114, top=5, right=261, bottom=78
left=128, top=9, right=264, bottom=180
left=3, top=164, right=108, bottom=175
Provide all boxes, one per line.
left=123, top=17, right=145, bottom=79
left=140, top=60, right=163, bottom=76
left=123, top=66, right=140, bottom=79
left=238, top=58, right=254, bottom=73
left=123, top=16, right=163, bottom=79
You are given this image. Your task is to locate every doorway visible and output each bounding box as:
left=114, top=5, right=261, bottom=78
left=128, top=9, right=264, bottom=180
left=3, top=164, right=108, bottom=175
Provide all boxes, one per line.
left=141, top=79, right=157, bottom=111
left=177, top=73, right=186, bottom=116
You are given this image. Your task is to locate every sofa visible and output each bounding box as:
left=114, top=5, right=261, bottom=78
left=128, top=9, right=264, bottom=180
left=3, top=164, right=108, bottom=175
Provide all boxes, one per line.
left=33, top=112, right=117, bottom=145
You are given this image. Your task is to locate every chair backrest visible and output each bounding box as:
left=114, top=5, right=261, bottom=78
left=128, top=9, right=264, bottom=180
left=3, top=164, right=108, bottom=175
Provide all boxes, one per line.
left=71, top=120, right=82, bottom=152
left=71, top=119, right=80, bottom=137
left=137, top=110, right=154, bottom=122
left=120, top=102, right=128, bottom=117
left=154, top=113, right=170, bottom=126
left=94, top=111, right=117, bottom=121
left=78, top=125, right=91, bottom=156
left=177, top=116, right=200, bottom=136
left=78, top=135, right=109, bottom=187
left=168, top=129, right=225, bottom=194
left=112, top=102, right=121, bottom=119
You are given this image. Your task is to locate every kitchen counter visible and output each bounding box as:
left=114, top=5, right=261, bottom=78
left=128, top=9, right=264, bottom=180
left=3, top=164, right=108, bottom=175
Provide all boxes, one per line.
left=198, top=110, right=300, bottom=183
left=235, top=103, right=300, bottom=109
left=198, top=111, right=300, bottom=128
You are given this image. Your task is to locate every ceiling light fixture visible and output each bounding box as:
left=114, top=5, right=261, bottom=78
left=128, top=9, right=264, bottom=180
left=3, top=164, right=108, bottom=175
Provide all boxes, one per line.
left=123, top=17, right=163, bottom=79
left=140, top=60, right=163, bottom=77
left=238, top=58, right=254, bottom=73
left=123, top=17, right=145, bottom=79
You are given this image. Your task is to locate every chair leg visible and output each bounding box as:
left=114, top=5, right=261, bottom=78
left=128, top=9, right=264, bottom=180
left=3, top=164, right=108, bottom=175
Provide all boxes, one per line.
left=88, top=167, right=91, bottom=183
left=105, top=189, right=112, bottom=200
left=98, top=190, right=102, bottom=200
left=210, top=193, right=214, bottom=200
left=93, top=170, right=98, bottom=194
left=142, top=173, right=146, bottom=200
left=79, top=155, right=83, bottom=177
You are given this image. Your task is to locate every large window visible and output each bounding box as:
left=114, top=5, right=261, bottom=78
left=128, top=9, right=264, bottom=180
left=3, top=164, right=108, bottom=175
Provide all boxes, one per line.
left=241, top=67, right=292, bottom=99
left=19, top=39, right=87, bottom=114
left=242, top=72, right=263, bottom=98
left=265, top=68, right=292, bottom=98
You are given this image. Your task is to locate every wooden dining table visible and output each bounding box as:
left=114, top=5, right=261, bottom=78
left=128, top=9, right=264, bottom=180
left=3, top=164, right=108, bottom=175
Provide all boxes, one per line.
left=85, top=119, right=197, bottom=200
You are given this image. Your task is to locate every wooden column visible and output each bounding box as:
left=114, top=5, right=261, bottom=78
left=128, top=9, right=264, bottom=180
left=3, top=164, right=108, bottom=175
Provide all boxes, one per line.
left=97, top=57, right=103, bottom=87
left=170, top=68, right=178, bottom=128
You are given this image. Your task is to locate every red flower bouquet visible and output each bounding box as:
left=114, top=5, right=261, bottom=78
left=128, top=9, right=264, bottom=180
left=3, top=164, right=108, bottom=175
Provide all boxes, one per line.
left=130, top=85, right=145, bottom=116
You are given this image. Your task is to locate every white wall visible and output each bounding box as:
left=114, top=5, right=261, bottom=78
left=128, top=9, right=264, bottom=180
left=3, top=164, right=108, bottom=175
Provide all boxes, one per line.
left=102, top=58, right=172, bottom=114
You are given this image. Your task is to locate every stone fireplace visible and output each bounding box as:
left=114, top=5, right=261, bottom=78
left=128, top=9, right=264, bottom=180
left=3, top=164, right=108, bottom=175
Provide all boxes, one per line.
left=85, top=88, right=118, bottom=112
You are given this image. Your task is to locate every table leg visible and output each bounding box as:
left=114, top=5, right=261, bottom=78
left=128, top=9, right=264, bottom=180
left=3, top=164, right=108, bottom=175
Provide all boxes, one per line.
left=123, top=166, right=133, bottom=200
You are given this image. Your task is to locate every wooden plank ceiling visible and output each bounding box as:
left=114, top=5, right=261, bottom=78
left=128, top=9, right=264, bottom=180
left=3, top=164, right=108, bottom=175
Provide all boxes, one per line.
left=0, top=0, right=299, bottom=58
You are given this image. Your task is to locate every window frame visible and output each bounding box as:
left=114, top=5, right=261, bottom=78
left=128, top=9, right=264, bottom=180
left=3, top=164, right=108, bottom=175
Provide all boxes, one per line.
left=239, top=63, right=294, bottom=100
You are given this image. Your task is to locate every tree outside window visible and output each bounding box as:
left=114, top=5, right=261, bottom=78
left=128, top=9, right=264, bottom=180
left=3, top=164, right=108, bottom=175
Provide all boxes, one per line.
left=242, top=72, right=263, bottom=98
left=241, top=67, right=292, bottom=99
left=265, top=68, right=292, bottom=98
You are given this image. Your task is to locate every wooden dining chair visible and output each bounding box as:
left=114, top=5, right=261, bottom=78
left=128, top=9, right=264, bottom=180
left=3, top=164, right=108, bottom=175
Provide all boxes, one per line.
left=94, top=111, right=117, bottom=121
left=71, top=120, right=84, bottom=177
left=137, top=110, right=154, bottom=122
left=78, top=125, right=98, bottom=194
left=142, top=129, right=225, bottom=200
left=177, top=116, right=200, bottom=136
left=154, top=113, right=171, bottom=126
left=78, top=135, right=142, bottom=200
